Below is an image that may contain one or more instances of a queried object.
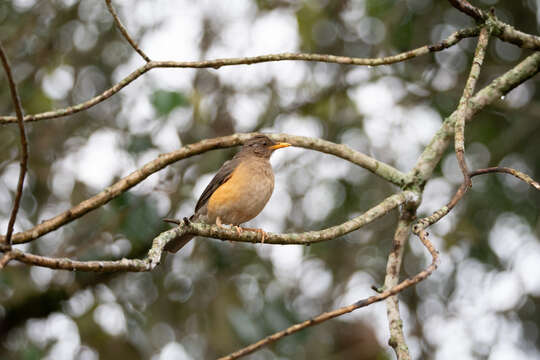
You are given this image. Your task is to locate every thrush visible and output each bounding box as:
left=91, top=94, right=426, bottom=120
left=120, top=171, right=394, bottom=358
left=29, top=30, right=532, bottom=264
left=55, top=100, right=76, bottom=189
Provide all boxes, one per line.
left=164, top=135, right=291, bottom=253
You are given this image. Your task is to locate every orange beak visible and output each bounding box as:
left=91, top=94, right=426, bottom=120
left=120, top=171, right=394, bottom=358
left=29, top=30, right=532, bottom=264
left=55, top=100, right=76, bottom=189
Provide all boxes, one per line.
left=269, top=142, right=291, bottom=150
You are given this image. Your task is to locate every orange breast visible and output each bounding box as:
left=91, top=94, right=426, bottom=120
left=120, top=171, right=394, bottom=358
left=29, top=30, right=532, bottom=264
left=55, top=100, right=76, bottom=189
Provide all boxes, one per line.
left=207, top=165, right=248, bottom=212
left=207, top=159, right=274, bottom=225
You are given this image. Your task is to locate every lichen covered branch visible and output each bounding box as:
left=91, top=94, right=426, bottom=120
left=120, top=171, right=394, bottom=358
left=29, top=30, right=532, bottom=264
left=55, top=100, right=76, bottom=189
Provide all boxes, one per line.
left=454, top=26, right=490, bottom=189
left=0, top=27, right=479, bottom=125
left=384, top=211, right=415, bottom=360
left=219, top=208, right=438, bottom=360
left=0, top=191, right=415, bottom=271
left=412, top=51, right=540, bottom=184
left=2, top=133, right=407, bottom=245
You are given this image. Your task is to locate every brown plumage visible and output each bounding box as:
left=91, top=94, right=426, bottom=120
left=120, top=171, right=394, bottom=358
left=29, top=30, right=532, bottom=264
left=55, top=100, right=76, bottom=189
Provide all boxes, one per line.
left=165, top=135, right=290, bottom=253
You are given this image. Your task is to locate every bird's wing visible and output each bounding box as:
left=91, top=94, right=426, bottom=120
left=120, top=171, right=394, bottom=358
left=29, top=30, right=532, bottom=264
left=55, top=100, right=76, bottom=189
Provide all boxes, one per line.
left=194, top=158, right=241, bottom=213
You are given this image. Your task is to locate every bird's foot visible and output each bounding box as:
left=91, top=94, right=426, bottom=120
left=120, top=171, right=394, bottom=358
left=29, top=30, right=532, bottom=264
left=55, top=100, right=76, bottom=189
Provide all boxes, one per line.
left=242, top=227, right=267, bottom=243
left=257, top=228, right=267, bottom=243
left=233, top=226, right=243, bottom=236
left=215, top=217, right=242, bottom=242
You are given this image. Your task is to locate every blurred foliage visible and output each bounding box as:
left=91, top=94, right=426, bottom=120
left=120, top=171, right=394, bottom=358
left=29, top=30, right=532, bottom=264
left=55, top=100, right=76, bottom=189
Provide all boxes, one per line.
left=151, top=90, right=189, bottom=116
left=1, top=1, right=540, bottom=360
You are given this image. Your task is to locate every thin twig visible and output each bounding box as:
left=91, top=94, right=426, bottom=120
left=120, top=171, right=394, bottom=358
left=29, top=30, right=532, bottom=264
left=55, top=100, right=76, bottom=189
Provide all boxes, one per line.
left=412, top=165, right=540, bottom=266
left=448, top=0, right=540, bottom=50
left=0, top=191, right=415, bottom=271
left=219, top=213, right=438, bottom=360
left=488, top=15, right=540, bottom=50
left=105, top=0, right=151, bottom=62
left=448, top=0, right=486, bottom=22
left=469, top=166, right=540, bottom=190
left=414, top=54, right=540, bottom=224
left=1, top=133, right=407, bottom=245
left=455, top=26, right=490, bottom=190
left=1, top=9, right=539, bottom=127
left=412, top=51, right=540, bottom=183
left=0, top=42, right=28, bottom=249
left=0, top=248, right=150, bottom=271
left=384, top=211, right=415, bottom=360
left=0, top=27, right=480, bottom=125
left=0, top=251, right=16, bottom=268
left=402, top=47, right=540, bottom=360
left=408, top=164, right=539, bottom=307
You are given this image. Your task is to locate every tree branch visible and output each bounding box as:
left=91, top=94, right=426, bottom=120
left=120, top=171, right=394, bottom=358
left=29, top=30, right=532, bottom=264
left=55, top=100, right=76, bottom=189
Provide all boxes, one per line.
left=488, top=15, right=540, bottom=50
left=0, top=42, right=28, bottom=251
left=0, top=248, right=151, bottom=271
left=448, top=0, right=486, bottom=22
left=0, top=251, right=16, bottom=268
left=219, top=205, right=438, bottom=360
left=105, top=0, right=151, bottom=62
left=0, top=3, right=538, bottom=359
left=411, top=165, right=539, bottom=294
left=0, top=134, right=407, bottom=246
left=412, top=51, right=540, bottom=184
left=412, top=164, right=539, bottom=275
left=0, top=191, right=416, bottom=271
left=448, top=0, right=540, bottom=50
left=384, top=210, right=415, bottom=360
left=403, top=46, right=540, bottom=360
left=455, top=26, right=490, bottom=190
left=469, top=167, right=540, bottom=190
left=0, top=27, right=480, bottom=124
left=3, top=7, right=538, bottom=127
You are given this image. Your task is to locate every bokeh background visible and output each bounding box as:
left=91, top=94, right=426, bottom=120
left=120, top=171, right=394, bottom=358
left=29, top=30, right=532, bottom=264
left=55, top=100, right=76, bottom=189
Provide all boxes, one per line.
left=1, top=0, right=540, bottom=359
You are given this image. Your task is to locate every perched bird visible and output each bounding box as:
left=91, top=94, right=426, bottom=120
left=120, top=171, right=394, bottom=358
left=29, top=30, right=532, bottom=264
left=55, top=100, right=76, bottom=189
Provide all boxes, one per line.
left=164, top=135, right=291, bottom=253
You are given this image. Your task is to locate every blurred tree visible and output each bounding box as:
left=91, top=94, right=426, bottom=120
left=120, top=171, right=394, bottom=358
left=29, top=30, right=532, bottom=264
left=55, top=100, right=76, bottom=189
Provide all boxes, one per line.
left=1, top=1, right=539, bottom=360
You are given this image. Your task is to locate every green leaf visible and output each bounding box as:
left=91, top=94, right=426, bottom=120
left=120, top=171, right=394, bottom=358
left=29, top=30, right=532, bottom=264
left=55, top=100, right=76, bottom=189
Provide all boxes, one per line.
left=150, top=90, right=189, bottom=116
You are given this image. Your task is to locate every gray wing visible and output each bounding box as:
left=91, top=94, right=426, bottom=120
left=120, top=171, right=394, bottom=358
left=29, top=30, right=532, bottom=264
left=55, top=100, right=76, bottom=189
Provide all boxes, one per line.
left=194, top=158, right=241, bottom=213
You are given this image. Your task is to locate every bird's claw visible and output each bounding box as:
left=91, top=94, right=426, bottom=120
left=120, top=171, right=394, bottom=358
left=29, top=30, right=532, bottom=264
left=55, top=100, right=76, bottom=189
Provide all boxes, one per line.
left=215, top=218, right=265, bottom=243
left=241, top=227, right=267, bottom=243
left=256, top=228, right=267, bottom=243
left=233, top=226, right=243, bottom=236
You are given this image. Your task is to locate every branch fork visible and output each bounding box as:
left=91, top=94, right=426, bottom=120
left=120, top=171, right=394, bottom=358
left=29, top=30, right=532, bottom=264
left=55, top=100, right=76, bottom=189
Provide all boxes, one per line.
left=2, top=2, right=540, bottom=359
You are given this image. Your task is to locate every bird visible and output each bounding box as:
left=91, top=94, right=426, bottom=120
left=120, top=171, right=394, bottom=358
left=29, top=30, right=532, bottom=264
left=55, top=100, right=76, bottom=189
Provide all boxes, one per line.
left=164, top=135, right=291, bottom=253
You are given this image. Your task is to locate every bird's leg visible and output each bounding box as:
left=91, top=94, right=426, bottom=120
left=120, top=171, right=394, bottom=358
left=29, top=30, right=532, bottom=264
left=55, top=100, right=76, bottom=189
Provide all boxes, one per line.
left=216, top=216, right=223, bottom=227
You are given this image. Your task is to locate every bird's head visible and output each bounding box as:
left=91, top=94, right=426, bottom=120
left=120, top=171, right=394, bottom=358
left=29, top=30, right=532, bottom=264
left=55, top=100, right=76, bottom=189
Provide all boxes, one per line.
left=241, top=135, right=290, bottom=158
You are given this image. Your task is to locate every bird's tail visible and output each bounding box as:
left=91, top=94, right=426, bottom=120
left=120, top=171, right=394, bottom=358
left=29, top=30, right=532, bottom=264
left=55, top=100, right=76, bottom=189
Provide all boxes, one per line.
left=164, top=214, right=196, bottom=253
